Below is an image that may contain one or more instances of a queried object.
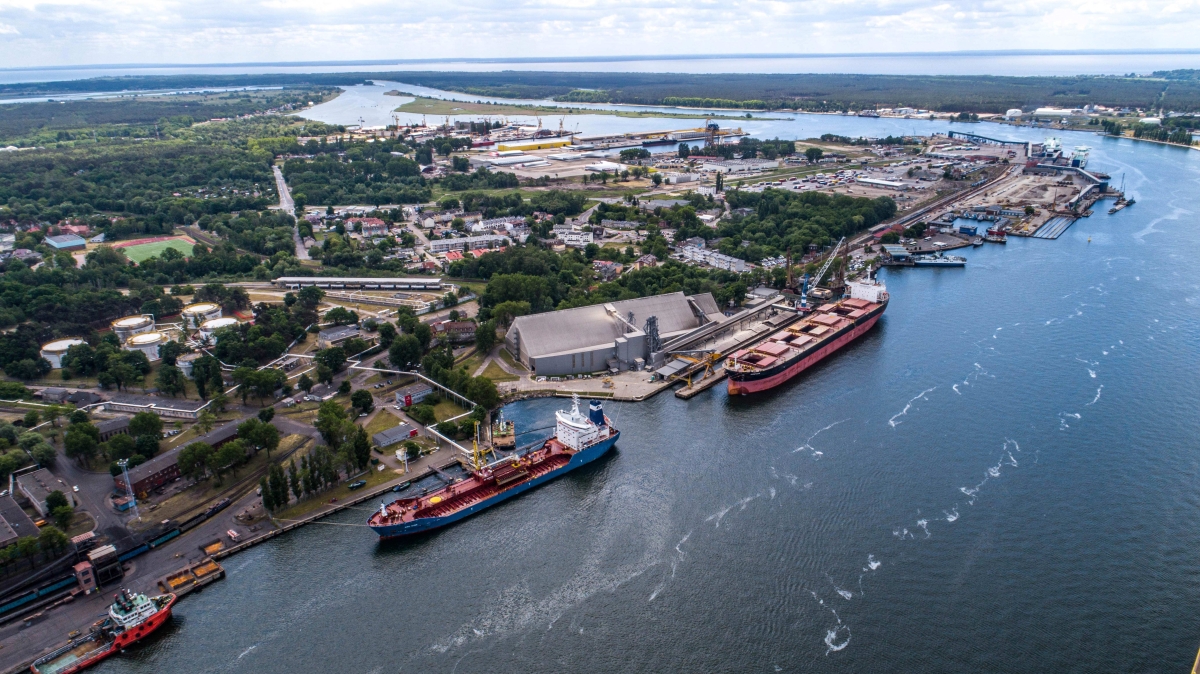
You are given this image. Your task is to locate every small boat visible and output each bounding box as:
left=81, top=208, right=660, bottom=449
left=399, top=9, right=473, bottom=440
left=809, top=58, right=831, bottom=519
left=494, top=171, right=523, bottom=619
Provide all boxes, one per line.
left=971, top=237, right=983, bottom=247
left=912, top=253, right=967, bottom=267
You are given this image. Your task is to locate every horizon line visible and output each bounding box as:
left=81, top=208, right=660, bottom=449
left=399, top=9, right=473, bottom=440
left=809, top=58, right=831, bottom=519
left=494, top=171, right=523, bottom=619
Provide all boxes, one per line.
left=3, top=48, right=1200, bottom=73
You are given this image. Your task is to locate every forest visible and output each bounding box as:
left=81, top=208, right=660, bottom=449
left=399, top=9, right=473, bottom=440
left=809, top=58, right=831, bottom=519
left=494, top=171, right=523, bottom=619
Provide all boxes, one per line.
left=378, top=71, right=1200, bottom=114
left=716, top=190, right=898, bottom=263
left=0, top=87, right=338, bottom=144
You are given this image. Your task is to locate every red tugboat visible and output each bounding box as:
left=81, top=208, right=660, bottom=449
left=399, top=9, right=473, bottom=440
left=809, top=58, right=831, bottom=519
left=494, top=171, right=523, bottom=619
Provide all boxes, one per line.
left=984, top=226, right=1007, bottom=243
left=727, top=278, right=888, bottom=395
left=30, top=589, right=177, bottom=674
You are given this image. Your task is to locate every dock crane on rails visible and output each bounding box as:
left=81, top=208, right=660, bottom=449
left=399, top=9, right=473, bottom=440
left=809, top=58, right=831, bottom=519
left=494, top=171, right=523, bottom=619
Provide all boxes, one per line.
left=807, top=236, right=846, bottom=303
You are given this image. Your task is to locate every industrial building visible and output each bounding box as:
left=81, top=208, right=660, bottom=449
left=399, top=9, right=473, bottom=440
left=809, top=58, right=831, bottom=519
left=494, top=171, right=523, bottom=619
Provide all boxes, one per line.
left=45, top=234, right=86, bottom=251
left=17, top=468, right=74, bottom=517
left=272, top=277, right=442, bottom=291
left=102, top=394, right=210, bottom=420
left=504, top=292, right=727, bottom=376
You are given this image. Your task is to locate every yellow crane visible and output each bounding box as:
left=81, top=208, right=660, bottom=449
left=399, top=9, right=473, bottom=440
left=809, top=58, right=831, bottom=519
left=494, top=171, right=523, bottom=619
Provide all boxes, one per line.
left=668, top=350, right=723, bottom=387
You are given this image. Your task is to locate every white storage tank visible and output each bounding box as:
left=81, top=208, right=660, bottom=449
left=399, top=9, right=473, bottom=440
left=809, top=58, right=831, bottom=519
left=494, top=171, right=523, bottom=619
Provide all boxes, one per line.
left=198, top=317, right=239, bottom=340
left=124, top=331, right=166, bottom=361
left=181, top=303, right=222, bottom=328
left=40, top=338, right=85, bottom=369
left=110, top=315, right=155, bottom=343
left=176, top=351, right=202, bottom=378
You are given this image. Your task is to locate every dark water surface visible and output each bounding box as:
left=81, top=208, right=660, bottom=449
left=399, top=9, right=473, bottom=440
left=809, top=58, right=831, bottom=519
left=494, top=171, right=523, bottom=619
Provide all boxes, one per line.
left=103, top=134, right=1200, bottom=673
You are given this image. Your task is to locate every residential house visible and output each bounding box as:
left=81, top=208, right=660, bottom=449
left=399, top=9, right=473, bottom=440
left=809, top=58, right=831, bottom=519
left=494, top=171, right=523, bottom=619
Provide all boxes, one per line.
left=432, top=321, right=477, bottom=344
left=592, top=260, right=622, bottom=281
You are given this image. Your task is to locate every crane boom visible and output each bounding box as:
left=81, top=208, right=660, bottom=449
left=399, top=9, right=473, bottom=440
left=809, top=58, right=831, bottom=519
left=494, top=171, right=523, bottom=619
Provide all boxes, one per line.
left=811, top=237, right=845, bottom=288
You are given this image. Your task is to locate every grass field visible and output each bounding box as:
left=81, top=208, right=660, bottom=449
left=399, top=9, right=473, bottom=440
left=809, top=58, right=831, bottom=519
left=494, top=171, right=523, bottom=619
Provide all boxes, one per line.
left=121, top=238, right=194, bottom=263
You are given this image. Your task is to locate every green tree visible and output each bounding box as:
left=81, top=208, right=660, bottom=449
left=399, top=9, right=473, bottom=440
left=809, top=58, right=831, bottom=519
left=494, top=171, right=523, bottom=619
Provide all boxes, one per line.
left=105, top=433, right=136, bottom=460
left=475, top=320, right=497, bottom=352
left=388, top=334, right=422, bottom=370
left=489, top=300, right=531, bottom=327
left=155, top=364, right=187, bottom=397
left=51, top=505, right=74, bottom=531
left=352, top=426, right=371, bottom=470
left=315, top=364, right=333, bottom=386
left=178, top=442, right=214, bottom=480
left=30, top=442, right=56, bottom=467
left=805, top=147, right=824, bottom=163
left=22, top=410, right=39, bottom=428
left=44, top=405, right=65, bottom=428
left=260, top=476, right=275, bottom=512
left=350, top=389, right=374, bottom=415
left=324, top=307, right=358, bottom=325
left=129, top=411, right=163, bottom=438
left=315, top=400, right=349, bottom=447
left=45, top=490, right=69, bottom=512
left=258, top=407, right=275, bottom=423
left=195, top=410, right=217, bottom=436
left=64, top=424, right=99, bottom=464
left=298, top=373, right=314, bottom=393
left=38, top=527, right=68, bottom=558
left=315, top=347, right=346, bottom=373
left=192, top=356, right=224, bottom=400
left=377, top=322, right=397, bottom=347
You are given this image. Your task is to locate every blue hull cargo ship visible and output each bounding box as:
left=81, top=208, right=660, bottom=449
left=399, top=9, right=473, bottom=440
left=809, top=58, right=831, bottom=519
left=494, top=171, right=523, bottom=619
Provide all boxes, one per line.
left=368, top=396, right=619, bottom=540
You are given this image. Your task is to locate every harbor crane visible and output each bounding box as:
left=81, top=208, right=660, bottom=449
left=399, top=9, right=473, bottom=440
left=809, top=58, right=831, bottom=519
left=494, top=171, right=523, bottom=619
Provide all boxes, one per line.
left=666, top=349, right=723, bottom=387
left=808, top=236, right=845, bottom=302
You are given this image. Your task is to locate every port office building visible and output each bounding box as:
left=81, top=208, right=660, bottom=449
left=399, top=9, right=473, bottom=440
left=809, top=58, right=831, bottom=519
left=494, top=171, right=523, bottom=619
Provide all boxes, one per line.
left=504, top=292, right=726, bottom=376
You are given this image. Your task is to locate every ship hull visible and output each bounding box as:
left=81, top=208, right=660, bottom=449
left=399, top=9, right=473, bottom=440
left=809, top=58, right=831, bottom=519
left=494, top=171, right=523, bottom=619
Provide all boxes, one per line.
left=728, top=307, right=884, bottom=396
left=370, top=433, right=619, bottom=540
left=31, top=595, right=175, bottom=674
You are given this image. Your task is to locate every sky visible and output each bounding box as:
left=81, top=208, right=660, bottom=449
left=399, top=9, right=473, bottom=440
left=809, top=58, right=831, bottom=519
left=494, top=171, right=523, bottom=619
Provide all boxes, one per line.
left=0, top=0, right=1199, bottom=69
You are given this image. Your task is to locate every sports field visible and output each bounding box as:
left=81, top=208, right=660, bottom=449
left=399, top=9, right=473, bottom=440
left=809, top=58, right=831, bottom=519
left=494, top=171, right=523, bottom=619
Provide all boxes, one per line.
left=119, top=238, right=195, bottom=263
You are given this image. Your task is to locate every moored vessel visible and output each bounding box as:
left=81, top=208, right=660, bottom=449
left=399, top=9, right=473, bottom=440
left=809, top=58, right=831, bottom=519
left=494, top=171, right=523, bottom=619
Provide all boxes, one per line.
left=912, top=253, right=967, bottom=267
left=727, top=279, right=888, bottom=395
left=368, top=396, right=619, bottom=539
left=31, top=589, right=176, bottom=674
left=984, top=227, right=1007, bottom=243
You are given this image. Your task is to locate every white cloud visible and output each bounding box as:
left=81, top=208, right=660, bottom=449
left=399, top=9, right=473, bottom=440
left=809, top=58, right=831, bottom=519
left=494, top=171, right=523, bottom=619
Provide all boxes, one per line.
left=0, top=0, right=1198, bottom=68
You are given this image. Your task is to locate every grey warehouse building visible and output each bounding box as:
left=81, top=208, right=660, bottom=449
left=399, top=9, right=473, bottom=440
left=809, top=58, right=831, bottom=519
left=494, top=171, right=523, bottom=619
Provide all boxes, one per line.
left=504, top=292, right=726, bottom=376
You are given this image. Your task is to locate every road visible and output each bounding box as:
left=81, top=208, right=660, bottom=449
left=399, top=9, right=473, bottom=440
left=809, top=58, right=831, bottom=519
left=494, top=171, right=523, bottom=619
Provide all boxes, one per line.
left=272, top=165, right=309, bottom=261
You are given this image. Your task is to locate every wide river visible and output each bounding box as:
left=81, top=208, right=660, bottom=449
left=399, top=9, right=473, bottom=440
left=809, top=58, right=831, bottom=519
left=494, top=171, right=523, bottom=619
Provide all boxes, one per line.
left=101, top=97, right=1200, bottom=672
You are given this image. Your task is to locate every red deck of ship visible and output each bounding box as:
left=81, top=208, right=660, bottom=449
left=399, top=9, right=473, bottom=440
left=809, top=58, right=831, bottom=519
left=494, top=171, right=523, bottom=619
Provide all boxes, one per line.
left=372, top=439, right=577, bottom=526
left=728, top=298, right=881, bottom=375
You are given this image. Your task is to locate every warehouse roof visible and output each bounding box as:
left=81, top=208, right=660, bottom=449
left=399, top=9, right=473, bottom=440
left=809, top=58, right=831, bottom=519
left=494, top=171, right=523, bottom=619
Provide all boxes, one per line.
left=509, top=292, right=724, bottom=359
